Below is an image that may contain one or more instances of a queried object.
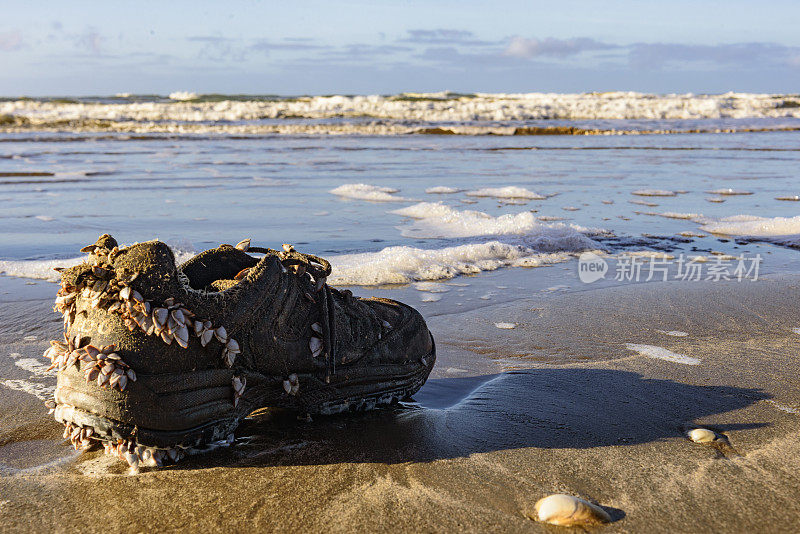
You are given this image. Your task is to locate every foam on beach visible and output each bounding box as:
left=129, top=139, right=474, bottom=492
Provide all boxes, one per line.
left=391, top=202, right=600, bottom=251
left=465, top=187, right=546, bottom=200
left=700, top=215, right=800, bottom=237
left=631, top=189, right=677, bottom=197
left=425, top=186, right=461, bottom=194
left=706, top=188, right=754, bottom=196
left=0, top=246, right=196, bottom=282
left=657, top=212, right=700, bottom=220
left=625, top=343, right=701, bottom=365
left=330, top=183, right=410, bottom=202
left=328, top=242, right=574, bottom=285
left=0, top=256, right=83, bottom=282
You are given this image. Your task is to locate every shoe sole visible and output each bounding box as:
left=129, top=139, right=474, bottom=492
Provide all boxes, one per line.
left=54, top=337, right=435, bottom=464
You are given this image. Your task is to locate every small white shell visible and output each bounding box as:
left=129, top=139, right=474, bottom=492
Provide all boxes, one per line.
left=153, top=307, right=168, bottom=326
left=171, top=309, right=185, bottom=324
left=174, top=325, right=190, bottom=348
left=200, top=329, right=214, bottom=347
left=193, top=321, right=204, bottom=336
left=688, top=428, right=716, bottom=443
left=309, top=337, right=323, bottom=356
left=533, top=494, right=611, bottom=527
left=214, top=326, right=228, bottom=343
left=235, top=239, right=250, bottom=251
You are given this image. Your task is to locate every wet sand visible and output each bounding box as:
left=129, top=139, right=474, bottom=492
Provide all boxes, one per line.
left=2, top=275, right=800, bottom=532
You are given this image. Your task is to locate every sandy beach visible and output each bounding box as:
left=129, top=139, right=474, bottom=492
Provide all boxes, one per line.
left=4, top=1, right=800, bottom=529
left=2, top=272, right=799, bottom=532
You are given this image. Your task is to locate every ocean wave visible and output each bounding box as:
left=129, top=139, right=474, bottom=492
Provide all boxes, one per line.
left=2, top=91, right=800, bottom=136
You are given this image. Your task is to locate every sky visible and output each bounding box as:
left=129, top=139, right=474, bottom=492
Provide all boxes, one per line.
left=1, top=0, right=800, bottom=96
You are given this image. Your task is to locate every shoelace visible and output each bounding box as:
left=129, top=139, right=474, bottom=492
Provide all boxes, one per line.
left=246, top=244, right=339, bottom=380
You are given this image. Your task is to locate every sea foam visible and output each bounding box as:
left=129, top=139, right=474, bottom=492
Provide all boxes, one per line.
left=465, top=186, right=546, bottom=200
left=3, top=91, right=800, bottom=135
left=330, top=183, right=411, bottom=202
left=625, top=343, right=701, bottom=365
left=700, top=215, right=800, bottom=237
left=328, top=242, right=573, bottom=285
left=391, top=202, right=600, bottom=251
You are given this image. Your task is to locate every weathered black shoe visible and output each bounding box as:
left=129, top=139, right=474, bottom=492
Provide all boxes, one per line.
left=46, top=234, right=435, bottom=469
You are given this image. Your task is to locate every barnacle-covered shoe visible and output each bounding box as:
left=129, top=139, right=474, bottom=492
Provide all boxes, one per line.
left=46, top=234, right=435, bottom=469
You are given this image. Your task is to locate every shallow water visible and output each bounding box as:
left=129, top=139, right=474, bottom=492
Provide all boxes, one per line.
left=1, top=131, right=799, bottom=263
left=2, top=126, right=800, bottom=419
left=2, top=111, right=800, bottom=529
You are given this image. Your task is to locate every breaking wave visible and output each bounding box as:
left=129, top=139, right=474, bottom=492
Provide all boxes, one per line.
left=2, top=91, right=800, bottom=136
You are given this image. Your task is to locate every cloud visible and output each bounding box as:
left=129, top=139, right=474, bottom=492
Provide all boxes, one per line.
left=187, top=36, right=236, bottom=44
left=401, top=29, right=494, bottom=46
left=251, top=39, right=326, bottom=53
left=0, top=30, right=23, bottom=51
left=187, top=35, right=249, bottom=62
left=71, top=27, right=106, bottom=54
left=320, top=43, right=413, bottom=59
left=73, top=27, right=104, bottom=54
left=628, top=42, right=800, bottom=69
left=505, top=37, right=617, bottom=59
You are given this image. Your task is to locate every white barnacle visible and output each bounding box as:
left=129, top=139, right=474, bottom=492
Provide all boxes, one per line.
left=171, top=309, right=185, bottom=324
left=214, top=326, right=227, bottom=343
left=192, top=320, right=204, bottom=336
left=153, top=307, right=168, bottom=326
left=200, top=329, right=214, bottom=347
left=174, top=325, right=190, bottom=348
left=309, top=337, right=323, bottom=358
left=532, top=494, right=611, bottom=527
left=287, top=373, right=300, bottom=395
left=124, top=451, right=139, bottom=468
left=109, top=373, right=121, bottom=388
left=235, top=239, right=251, bottom=251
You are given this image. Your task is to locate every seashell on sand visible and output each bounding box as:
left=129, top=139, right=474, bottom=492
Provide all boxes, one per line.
left=532, top=494, right=611, bottom=527
left=688, top=428, right=716, bottom=443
